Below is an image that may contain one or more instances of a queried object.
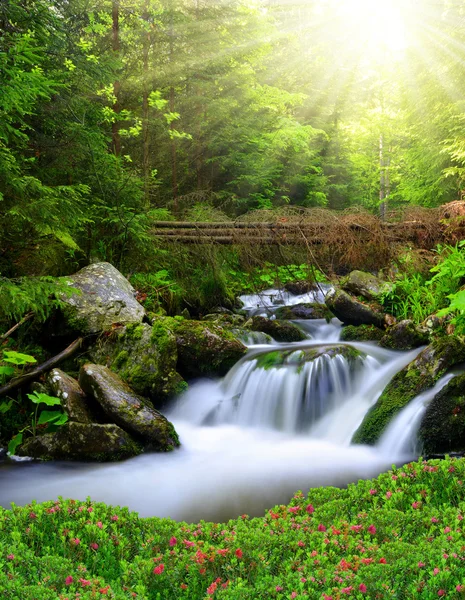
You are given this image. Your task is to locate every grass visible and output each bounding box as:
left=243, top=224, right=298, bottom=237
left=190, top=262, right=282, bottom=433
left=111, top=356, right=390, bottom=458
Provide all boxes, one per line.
left=1, top=457, right=465, bottom=599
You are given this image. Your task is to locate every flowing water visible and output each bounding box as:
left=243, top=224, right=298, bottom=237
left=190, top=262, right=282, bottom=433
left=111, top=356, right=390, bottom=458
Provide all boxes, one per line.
left=0, top=289, right=452, bottom=521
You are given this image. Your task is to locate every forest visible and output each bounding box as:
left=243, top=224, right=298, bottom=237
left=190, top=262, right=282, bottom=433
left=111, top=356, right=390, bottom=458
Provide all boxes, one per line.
left=4, top=1, right=465, bottom=599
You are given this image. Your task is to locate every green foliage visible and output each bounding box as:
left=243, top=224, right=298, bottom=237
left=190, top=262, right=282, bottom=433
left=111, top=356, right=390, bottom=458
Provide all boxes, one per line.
left=2, top=458, right=465, bottom=598
left=227, top=263, right=326, bottom=296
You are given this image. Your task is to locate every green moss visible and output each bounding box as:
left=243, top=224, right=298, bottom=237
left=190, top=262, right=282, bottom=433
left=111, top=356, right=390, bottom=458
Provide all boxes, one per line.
left=256, top=351, right=284, bottom=370
left=341, top=324, right=385, bottom=342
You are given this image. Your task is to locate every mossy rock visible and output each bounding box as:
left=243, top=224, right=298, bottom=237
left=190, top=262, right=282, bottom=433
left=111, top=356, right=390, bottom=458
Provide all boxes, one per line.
left=247, top=316, right=306, bottom=342
left=89, top=321, right=186, bottom=403
left=419, top=374, right=465, bottom=455
left=283, top=280, right=317, bottom=295
left=255, top=345, right=364, bottom=370
left=59, top=262, right=145, bottom=334
left=79, top=364, right=180, bottom=451
left=274, top=303, right=334, bottom=321
left=380, top=320, right=429, bottom=350
left=340, top=325, right=385, bottom=342
left=341, top=270, right=393, bottom=301
left=325, top=288, right=387, bottom=328
left=17, top=423, right=142, bottom=461
left=173, top=319, right=247, bottom=378
left=352, top=337, right=465, bottom=446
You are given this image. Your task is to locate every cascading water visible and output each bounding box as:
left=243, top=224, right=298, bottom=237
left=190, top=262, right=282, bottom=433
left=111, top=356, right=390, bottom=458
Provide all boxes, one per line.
left=0, top=288, right=447, bottom=522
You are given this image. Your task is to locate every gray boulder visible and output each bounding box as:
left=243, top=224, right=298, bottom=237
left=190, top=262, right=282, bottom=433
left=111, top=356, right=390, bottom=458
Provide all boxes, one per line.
left=61, top=262, right=145, bottom=334
left=79, top=364, right=180, bottom=451
left=46, top=369, right=96, bottom=423
left=380, top=320, right=429, bottom=350
left=274, top=303, right=334, bottom=321
left=247, top=316, right=307, bottom=342
left=17, top=422, right=142, bottom=461
left=342, top=270, right=392, bottom=301
left=325, top=288, right=387, bottom=328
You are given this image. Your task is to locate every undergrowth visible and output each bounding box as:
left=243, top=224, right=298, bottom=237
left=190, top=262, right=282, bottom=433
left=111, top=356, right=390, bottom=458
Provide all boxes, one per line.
left=1, top=458, right=465, bottom=598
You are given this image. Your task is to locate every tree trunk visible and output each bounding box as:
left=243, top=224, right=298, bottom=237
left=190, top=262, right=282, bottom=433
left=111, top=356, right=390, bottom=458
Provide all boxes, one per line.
left=112, top=0, right=121, bottom=157
left=379, top=133, right=386, bottom=220
left=169, top=5, right=178, bottom=214
left=142, top=0, right=151, bottom=209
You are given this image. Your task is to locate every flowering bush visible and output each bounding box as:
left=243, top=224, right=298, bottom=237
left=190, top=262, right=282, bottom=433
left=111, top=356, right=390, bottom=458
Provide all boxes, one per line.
left=1, top=458, right=465, bottom=599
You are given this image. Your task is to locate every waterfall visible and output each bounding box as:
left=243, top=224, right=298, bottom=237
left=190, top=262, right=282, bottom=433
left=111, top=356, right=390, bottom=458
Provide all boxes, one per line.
left=0, top=288, right=448, bottom=521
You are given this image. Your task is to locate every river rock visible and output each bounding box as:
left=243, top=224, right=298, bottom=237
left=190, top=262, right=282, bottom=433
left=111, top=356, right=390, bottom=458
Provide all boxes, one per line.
left=79, top=364, right=180, bottom=451
left=46, top=369, right=95, bottom=423
left=341, top=270, right=392, bottom=301
left=284, top=280, right=316, bottom=295
left=89, top=321, right=186, bottom=402
left=17, top=422, right=142, bottom=461
left=255, top=345, right=364, bottom=369
left=247, top=316, right=306, bottom=342
left=418, top=374, right=465, bottom=455
left=340, top=324, right=385, bottom=342
left=380, top=320, right=429, bottom=350
left=274, top=303, right=334, bottom=321
left=352, top=337, right=465, bottom=445
left=60, top=262, right=145, bottom=334
left=174, top=320, right=247, bottom=378
left=325, top=288, right=387, bottom=328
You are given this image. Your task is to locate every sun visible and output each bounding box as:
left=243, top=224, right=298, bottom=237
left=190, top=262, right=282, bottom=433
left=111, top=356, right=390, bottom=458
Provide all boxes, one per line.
left=337, top=0, right=410, bottom=57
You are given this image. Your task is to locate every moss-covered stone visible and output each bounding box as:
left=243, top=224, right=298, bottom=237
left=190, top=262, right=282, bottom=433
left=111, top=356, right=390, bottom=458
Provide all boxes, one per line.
left=274, top=303, right=334, bottom=321
left=340, top=324, right=385, bottom=342
left=17, top=422, right=142, bottom=461
left=79, top=364, right=180, bottom=451
left=352, top=337, right=465, bottom=446
left=325, top=288, right=387, bottom=328
left=46, top=369, right=97, bottom=423
left=341, top=270, right=393, bottom=301
left=418, top=374, right=465, bottom=455
left=247, top=316, right=306, bottom=342
left=380, top=320, right=429, bottom=350
left=173, top=319, right=247, bottom=378
left=89, top=321, right=185, bottom=403
left=255, top=345, right=364, bottom=369
left=60, top=262, right=145, bottom=334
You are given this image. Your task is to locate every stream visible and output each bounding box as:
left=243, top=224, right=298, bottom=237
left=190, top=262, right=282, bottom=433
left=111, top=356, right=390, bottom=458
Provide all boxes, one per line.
left=0, top=288, right=452, bottom=522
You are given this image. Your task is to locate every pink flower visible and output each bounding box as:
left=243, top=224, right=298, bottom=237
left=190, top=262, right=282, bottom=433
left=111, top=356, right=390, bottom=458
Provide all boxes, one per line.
left=341, top=587, right=353, bottom=595
left=458, top=515, right=464, bottom=521
left=7, top=554, right=14, bottom=560
left=235, top=548, right=243, bottom=559
left=438, top=590, right=446, bottom=597
left=444, top=527, right=451, bottom=533
left=369, top=489, right=377, bottom=495
left=456, top=585, right=465, bottom=592
left=276, top=586, right=283, bottom=592
left=65, top=576, right=73, bottom=585
left=301, top=578, right=307, bottom=583
left=97, top=521, right=103, bottom=529
left=298, top=541, right=305, bottom=547
left=431, top=517, right=439, bottom=523
left=418, top=562, right=425, bottom=568
left=386, top=491, right=392, bottom=498
left=322, top=596, right=333, bottom=600
left=111, top=515, right=119, bottom=521
left=291, top=593, right=297, bottom=599
left=367, top=525, right=376, bottom=535
left=169, top=536, right=177, bottom=547
left=80, top=578, right=91, bottom=587
left=207, top=582, right=217, bottom=594
left=412, top=501, right=421, bottom=509
left=350, top=525, right=362, bottom=532
left=72, top=538, right=80, bottom=546
left=434, top=568, right=440, bottom=575
left=184, top=539, right=195, bottom=548
left=90, top=543, right=99, bottom=550
left=379, top=558, right=387, bottom=564
left=87, top=506, right=93, bottom=513
left=289, top=506, right=300, bottom=514
left=317, top=524, right=326, bottom=532
left=306, top=504, right=315, bottom=514
left=154, top=564, right=165, bottom=575
left=359, top=583, right=367, bottom=593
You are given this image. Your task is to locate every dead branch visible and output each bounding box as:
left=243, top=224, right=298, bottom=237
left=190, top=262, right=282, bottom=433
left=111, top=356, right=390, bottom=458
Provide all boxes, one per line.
left=0, top=312, right=34, bottom=343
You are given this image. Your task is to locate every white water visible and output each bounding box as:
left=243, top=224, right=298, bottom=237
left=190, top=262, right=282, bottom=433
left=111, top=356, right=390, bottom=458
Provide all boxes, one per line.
left=0, top=291, right=447, bottom=521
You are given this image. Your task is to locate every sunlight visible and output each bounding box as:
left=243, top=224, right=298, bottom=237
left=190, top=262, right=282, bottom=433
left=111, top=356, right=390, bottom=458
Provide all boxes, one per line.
left=336, top=0, right=410, bottom=57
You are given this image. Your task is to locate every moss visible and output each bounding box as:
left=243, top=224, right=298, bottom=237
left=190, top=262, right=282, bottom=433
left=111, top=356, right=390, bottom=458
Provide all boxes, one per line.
left=256, top=351, right=284, bottom=370
left=249, top=316, right=306, bottom=342
left=341, top=324, right=385, bottom=342
left=274, top=303, right=334, bottom=322
left=352, top=336, right=465, bottom=446
left=380, top=320, right=429, bottom=350
left=124, top=323, right=145, bottom=341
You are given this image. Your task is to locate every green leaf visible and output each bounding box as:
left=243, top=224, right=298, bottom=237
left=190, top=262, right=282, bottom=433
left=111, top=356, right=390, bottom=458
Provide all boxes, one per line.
left=8, top=433, right=23, bottom=455
left=37, top=410, right=67, bottom=425
left=0, top=366, right=15, bottom=377
left=26, top=392, right=61, bottom=406
left=0, top=399, right=13, bottom=414
left=3, top=351, right=36, bottom=365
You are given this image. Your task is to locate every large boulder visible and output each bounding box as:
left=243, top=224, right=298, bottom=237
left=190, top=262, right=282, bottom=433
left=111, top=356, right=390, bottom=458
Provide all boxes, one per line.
left=274, top=303, right=334, bottom=321
left=419, top=374, right=465, bottom=455
left=174, top=320, right=247, bottom=378
left=341, top=270, right=392, bottom=301
left=79, top=364, right=180, bottom=451
left=46, top=369, right=97, bottom=423
left=380, top=320, right=429, bottom=351
left=247, top=316, right=307, bottom=342
left=60, top=262, right=145, bottom=334
left=89, top=321, right=186, bottom=402
left=325, top=288, right=387, bottom=328
left=17, top=423, right=142, bottom=461
left=352, top=337, right=465, bottom=445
